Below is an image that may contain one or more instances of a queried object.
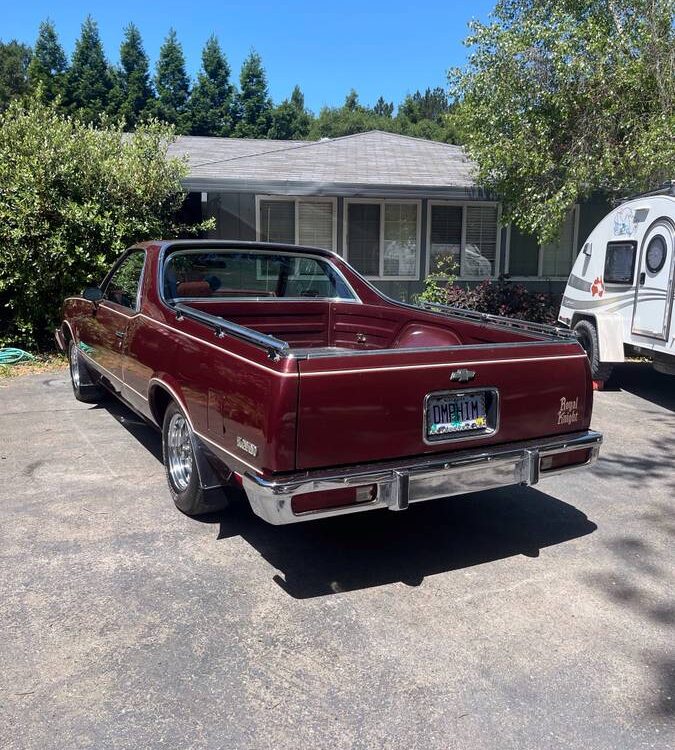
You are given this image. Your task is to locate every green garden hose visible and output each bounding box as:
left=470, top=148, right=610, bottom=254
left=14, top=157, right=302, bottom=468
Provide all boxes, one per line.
left=0, top=348, right=35, bottom=365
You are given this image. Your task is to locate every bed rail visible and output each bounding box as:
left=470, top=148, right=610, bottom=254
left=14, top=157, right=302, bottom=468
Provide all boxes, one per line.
left=414, top=302, right=577, bottom=341
left=173, top=302, right=291, bottom=360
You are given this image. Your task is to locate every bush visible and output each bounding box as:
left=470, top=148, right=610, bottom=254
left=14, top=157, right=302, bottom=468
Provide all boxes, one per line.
left=0, top=96, right=211, bottom=349
left=417, top=257, right=560, bottom=325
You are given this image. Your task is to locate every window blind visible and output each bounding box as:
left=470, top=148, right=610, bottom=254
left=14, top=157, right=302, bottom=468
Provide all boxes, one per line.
left=464, top=205, right=498, bottom=277
left=347, top=203, right=380, bottom=276
left=383, top=203, right=418, bottom=276
left=298, top=201, right=334, bottom=251
left=259, top=200, right=294, bottom=244
left=429, top=205, right=462, bottom=274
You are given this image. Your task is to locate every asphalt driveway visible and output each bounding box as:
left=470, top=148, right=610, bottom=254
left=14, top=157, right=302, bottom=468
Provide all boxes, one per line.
left=0, top=363, right=673, bottom=750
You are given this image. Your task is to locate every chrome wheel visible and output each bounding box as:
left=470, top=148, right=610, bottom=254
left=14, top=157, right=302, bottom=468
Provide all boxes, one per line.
left=70, top=344, right=80, bottom=388
left=167, top=412, right=193, bottom=492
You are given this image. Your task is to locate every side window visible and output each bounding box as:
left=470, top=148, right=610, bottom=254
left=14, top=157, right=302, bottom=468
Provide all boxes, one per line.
left=104, top=251, right=145, bottom=310
left=604, top=241, right=636, bottom=284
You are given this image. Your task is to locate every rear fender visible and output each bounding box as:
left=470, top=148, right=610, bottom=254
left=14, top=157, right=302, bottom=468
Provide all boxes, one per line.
left=149, top=375, right=231, bottom=491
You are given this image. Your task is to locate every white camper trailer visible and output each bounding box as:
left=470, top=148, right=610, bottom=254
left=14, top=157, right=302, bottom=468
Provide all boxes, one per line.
left=559, top=184, right=675, bottom=380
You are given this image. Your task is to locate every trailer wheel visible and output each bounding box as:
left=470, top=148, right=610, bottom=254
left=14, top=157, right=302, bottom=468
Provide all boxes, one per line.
left=574, top=320, right=613, bottom=381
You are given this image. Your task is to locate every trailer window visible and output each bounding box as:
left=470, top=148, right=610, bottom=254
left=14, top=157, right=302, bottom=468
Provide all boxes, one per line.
left=163, top=250, right=356, bottom=301
left=604, top=241, right=636, bottom=284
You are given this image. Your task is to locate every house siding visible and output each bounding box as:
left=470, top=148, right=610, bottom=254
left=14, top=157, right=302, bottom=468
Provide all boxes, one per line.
left=196, top=188, right=608, bottom=301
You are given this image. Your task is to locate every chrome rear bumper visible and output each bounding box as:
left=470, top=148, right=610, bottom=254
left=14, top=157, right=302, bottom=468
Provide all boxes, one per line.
left=243, top=430, right=602, bottom=525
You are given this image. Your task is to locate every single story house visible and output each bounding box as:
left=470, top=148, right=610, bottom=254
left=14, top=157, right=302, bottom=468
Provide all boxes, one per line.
left=169, top=130, right=609, bottom=301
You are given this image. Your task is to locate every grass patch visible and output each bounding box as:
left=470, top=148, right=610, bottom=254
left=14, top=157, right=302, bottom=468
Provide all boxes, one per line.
left=0, top=353, right=67, bottom=380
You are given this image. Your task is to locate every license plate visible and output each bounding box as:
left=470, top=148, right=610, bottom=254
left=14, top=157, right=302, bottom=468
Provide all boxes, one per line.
left=425, top=391, right=489, bottom=440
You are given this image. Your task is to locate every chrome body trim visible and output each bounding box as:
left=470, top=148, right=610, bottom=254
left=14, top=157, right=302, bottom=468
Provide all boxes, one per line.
left=242, top=430, right=602, bottom=525
left=297, top=353, right=587, bottom=377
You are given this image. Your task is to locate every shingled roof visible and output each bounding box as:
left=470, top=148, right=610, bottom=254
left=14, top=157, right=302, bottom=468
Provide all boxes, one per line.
left=168, top=130, right=482, bottom=198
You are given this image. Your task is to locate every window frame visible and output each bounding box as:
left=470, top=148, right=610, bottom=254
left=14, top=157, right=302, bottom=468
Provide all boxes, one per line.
left=162, top=247, right=360, bottom=303
left=505, top=205, right=580, bottom=280
left=604, top=240, right=638, bottom=285
left=100, top=248, right=147, bottom=313
left=343, top=197, right=422, bottom=281
left=425, top=200, right=502, bottom=281
left=255, top=195, right=338, bottom=252
left=645, top=235, right=667, bottom=275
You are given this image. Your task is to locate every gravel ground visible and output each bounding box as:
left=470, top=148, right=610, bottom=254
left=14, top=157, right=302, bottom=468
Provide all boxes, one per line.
left=0, top=362, right=673, bottom=750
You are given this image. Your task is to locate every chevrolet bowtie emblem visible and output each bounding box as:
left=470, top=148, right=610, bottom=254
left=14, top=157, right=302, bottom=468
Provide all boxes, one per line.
left=450, top=369, right=476, bottom=382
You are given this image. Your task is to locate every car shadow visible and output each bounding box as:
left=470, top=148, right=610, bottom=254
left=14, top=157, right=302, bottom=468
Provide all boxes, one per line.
left=604, top=362, right=674, bottom=412
left=205, top=487, right=597, bottom=599
left=94, top=393, right=598, bottom=600
left=95, top=396, right=164, bottom=463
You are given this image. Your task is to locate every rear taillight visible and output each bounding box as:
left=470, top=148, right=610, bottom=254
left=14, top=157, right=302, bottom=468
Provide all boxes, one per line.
left=291, top=484, right=378, bottom=515
left=540, top=448, right=592, bottom=473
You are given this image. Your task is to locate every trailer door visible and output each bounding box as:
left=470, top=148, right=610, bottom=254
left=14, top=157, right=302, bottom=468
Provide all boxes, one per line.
left=632, top=220, right=675, bottom=341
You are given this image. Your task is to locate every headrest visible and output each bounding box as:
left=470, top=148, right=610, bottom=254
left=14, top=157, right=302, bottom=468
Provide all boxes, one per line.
left=176, top=281, right=212, bottom=297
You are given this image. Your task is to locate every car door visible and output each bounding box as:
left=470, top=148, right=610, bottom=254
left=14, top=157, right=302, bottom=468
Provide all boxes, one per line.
left=632, top=220, right=675, bottom=341
left=80, top=250, right=146, bottom=389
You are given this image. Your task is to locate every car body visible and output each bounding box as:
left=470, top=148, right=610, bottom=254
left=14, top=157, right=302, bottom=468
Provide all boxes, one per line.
left=57, top=240, right=602, bottom=524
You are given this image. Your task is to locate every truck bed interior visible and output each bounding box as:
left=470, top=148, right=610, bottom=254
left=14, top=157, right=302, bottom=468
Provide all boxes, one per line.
left=180, top=299, right=540, bottom=352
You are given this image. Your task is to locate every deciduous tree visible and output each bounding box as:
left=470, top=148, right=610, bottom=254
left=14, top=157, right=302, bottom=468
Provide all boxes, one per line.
left=450, top=0, right=675, bottom=241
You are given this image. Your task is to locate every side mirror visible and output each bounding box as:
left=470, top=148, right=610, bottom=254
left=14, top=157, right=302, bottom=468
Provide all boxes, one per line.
left=82, top=286, right=104, bottom=303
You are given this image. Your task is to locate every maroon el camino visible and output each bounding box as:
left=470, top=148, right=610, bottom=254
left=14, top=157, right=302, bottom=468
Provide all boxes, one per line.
left=56, top=241, right=602, bottom=524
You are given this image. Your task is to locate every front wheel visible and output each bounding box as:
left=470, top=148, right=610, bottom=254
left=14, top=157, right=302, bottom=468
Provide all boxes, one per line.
left=573, top=319, right=614, bottom=381
left=68, top=341, right=106, bottom=403
left=162, top=401, right=213, bottom=516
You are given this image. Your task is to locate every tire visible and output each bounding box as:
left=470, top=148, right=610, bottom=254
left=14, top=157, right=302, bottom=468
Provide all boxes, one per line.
left=68, top=340, right=106, bottom=403
left=573, top=319, right=614, bottom=381
left=162, top=401, right=211, bottom=516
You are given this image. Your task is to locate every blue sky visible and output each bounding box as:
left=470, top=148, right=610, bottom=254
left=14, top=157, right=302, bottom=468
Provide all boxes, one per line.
left=2, top=0, right=496, bottom=112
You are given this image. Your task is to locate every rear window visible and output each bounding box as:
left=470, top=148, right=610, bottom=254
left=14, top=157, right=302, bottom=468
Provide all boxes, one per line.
left=604, top=241, right=636, bottom=284
left=163, top=250, right=355, bottom=301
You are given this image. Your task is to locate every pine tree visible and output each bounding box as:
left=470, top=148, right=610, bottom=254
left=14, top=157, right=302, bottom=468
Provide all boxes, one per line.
left=344, top=89, right=360, bottom=112
left=233, top=51, right=272, bottom=138
left=187, top=35, right=235, bottom=136
left=268, top=84, right=311, bottom=140
left=373, top=96, right=394, bottom=118
left=27, top=20, right=67, bottom=103
left=154, top=28, right=190, bottom=132
left=65, top=16, right=114, bottom=122
left=0, top=41, right=31, bottom=110
left=113, top=23, right=155, bottom=128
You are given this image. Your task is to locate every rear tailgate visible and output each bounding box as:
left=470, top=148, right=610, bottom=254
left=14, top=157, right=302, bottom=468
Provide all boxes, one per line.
left=295, top=342, right=592, bottom=470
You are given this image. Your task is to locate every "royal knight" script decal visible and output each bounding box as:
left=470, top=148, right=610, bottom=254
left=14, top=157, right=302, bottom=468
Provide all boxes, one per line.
left=557, top=396, right=579, bottom=426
